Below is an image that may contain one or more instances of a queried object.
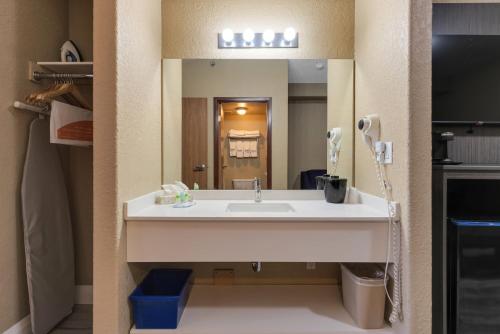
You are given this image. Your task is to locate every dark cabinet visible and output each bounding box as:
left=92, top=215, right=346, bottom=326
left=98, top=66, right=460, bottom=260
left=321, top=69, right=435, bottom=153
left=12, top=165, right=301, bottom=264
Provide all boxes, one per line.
left=432, top=166, right=500, bottom=334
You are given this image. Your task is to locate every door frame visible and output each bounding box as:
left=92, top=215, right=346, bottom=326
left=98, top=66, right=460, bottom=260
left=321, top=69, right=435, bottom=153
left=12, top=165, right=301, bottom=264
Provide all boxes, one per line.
left=213, top=97, right=272, bottom=189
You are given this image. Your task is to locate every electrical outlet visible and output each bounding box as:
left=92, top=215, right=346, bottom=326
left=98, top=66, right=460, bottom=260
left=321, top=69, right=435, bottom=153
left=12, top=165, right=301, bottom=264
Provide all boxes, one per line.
left=383, top=142, right=393, bottom=164
left=306, top=262, right=316, bottom=270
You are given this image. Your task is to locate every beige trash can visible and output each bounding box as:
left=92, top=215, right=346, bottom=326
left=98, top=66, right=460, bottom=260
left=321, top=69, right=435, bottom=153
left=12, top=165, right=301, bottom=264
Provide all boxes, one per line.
left=341, top=263, right=386, bottom=329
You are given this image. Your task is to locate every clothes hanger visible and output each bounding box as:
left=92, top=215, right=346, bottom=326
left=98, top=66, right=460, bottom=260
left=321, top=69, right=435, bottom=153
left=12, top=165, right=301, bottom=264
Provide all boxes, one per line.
left=67, top=83, right=92, bottom=110
left=26, top=81, right=61, bottom=104
left=26, top=78, right=66, bottom=104
left=30, top=81, right=71, bottom=103
left=57, top=80, right=92, bottom=110
left=25, top=79, right=91, bottom=110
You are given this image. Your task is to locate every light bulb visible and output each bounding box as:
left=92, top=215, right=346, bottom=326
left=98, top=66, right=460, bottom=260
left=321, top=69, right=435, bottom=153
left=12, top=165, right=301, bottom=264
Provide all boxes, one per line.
left=263, top=29, right=275, bottom=44
left=284, top=27, right=297, bottom=42
left=243, top=29, right=255, bottom=44
left=222, top=28, right=234, bottom=43
left=236, top=107, right=247, bottom=116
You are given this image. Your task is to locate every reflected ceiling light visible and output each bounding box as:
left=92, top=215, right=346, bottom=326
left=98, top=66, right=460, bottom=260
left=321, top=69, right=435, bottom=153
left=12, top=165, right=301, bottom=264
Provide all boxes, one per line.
left=263, top=29, right=275, bottom=44
left=284, top=27, right=297, bottom=42
left=243, top=29, right=255, bottom=44
left=236, top=107, right=248, bottom=115
left=222, top=28, right=234, bottom=43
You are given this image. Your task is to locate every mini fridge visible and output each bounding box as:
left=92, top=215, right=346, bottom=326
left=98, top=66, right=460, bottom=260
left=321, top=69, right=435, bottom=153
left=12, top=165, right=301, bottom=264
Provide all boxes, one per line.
left=448, top=220, right=500, bottom=334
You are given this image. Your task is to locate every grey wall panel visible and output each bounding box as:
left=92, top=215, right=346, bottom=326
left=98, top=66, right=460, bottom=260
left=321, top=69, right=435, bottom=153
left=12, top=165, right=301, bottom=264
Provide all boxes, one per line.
left=433, top=3, right=500, bottom=35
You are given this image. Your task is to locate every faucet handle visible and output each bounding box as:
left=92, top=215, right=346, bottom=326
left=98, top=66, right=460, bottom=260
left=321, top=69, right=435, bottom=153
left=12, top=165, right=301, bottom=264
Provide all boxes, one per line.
left=254, top=177, right=263, bottom=202
left=254, top=177, right=261, bottom=187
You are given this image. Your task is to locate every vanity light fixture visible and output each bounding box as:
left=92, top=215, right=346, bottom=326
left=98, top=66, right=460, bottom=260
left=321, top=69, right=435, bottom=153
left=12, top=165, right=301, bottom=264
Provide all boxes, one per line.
left=218, top=27, right=298, bottom=48
left=283, top=27, right=297, bottom=43
left=235, top=107, right=248, bottom=116
left=221, top=28, right=235, bottom=44
left=243, top=28, right=255, bottom=44
left=262, top=29, right=275, bottom=45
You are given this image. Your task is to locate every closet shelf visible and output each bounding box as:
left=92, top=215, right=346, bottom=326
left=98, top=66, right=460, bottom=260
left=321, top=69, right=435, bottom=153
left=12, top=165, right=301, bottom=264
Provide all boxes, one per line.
left=36, top=62, right=93, bottom=74
left=130, top=285, right=394, bottom=334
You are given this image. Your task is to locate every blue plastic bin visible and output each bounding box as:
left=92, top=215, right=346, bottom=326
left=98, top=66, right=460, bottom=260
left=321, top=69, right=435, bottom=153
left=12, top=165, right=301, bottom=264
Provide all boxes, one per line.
left=130, top=269, right=193, bottom=329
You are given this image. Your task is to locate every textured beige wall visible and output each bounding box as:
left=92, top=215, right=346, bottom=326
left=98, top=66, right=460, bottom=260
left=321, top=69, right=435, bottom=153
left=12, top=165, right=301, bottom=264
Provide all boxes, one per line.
left=68, top=0, right=94, bottom=286
left=355, top=1, right=409, bottom=197
left=0, top=0, right=68, bottom=331
left=69, top=0, right=93, bottom=61
left=135, top=262, right=341, bottom=285
left=406, top=1, right=433, bottom=332
left=162, top=59, right=183, bottom=184
left=181, top=60, right=289, bottom=189
left=66, top=147, right=93, bottom=285
left=288, top=101, right=327, bottom=189
left=162, top=0, right=354, bottom=59
left=354, top=1, right=432, bottom=333
left=328, top=59, right=354, bottom=182
left=94, top=0, right=162, bottom=333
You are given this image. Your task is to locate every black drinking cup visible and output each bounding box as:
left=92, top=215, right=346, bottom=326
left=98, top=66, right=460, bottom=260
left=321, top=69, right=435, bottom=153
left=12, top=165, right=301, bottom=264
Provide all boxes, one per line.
left=315, top=174, right=331, bottom=190
left=324, top=176, right=347, bottom=203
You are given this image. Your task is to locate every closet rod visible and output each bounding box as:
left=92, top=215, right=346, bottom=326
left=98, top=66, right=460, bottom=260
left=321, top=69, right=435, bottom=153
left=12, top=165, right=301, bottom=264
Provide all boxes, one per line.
left=32, top=71, right=93, bottom=81
left=13, top=101, right=50, bottom=115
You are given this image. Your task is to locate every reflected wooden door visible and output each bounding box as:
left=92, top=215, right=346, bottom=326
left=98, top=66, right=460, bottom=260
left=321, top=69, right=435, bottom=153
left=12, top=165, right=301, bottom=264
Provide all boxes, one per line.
left=182, top=98, right=208, bottom=189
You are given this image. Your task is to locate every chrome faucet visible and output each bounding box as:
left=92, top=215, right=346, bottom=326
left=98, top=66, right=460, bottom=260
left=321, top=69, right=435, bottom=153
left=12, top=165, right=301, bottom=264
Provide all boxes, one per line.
left=254, top=177, right=262, bottom=203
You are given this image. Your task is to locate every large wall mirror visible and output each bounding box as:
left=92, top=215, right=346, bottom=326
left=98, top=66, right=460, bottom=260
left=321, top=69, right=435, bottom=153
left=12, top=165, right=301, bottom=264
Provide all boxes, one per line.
left=163, top=59, right=354, bottom=190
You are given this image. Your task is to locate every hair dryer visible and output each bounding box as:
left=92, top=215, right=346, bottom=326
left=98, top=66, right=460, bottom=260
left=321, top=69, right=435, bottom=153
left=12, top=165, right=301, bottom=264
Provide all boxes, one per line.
left=357, top=114, right=380, bottom=148
left=327, top=127, right=342, bottom=165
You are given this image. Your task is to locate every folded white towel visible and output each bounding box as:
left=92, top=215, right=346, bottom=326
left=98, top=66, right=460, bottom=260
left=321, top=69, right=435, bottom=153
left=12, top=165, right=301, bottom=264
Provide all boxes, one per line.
left=229, top=139, right=236, bottom=157
left=250, top=139, right=258, bottom=157
left=236, top=140, right=244, bottom=158
left=228, top=129, right=260, bottom=138
left=50, top=100, right=92, bottom=146
left=245, top=130, right=260, bottom=137
left=243, top=141, right=251, bottom=157
left=229, top=129, right=245, bottom=138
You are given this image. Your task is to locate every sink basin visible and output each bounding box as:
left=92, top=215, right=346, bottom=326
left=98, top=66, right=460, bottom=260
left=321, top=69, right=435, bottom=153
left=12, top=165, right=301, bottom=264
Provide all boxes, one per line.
left=226, top=203, right=295, bottom=213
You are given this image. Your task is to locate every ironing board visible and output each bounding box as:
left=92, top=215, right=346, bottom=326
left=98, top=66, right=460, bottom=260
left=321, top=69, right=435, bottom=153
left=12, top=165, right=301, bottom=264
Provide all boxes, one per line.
left=21, top=119, right=75, bottom=334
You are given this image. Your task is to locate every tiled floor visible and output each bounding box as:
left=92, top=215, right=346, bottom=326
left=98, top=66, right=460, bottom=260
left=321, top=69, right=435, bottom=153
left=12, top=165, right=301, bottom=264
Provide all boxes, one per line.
left=50, top=305, right=92, bottom=334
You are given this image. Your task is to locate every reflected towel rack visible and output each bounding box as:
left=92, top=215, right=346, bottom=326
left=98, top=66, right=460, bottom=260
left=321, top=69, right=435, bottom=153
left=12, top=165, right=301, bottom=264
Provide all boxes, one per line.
left=228, top=135, right=260, bottom=139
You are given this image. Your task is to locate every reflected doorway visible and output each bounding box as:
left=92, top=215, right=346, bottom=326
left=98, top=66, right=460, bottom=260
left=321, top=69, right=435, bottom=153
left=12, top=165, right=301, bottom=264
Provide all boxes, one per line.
left=182, top=97, right=208, bottom=189
left=214, top=98, right=272, bottom=190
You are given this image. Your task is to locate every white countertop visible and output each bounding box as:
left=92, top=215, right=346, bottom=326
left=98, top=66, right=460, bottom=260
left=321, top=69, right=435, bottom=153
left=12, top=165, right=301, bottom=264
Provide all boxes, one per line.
left=124, top=189, right=391, bottom=222
left=127, top=199, right=388, bottom=222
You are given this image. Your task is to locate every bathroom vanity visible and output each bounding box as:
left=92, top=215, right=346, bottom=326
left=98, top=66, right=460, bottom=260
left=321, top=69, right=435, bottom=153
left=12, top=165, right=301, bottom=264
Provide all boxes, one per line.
left=125, top=27, right=396, bottom=334
left=125, top=189, right=395, bottom=334
left=125, top=189, right=394, bottom=263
